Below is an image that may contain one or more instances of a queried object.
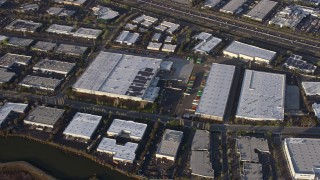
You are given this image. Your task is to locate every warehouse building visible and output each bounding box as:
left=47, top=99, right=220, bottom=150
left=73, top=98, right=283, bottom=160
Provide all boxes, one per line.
left=107, top=119, right=147, bottom=141
left=147, top=42, right=162, bottom=51
left=20, top=3, right=39, bottom=12
left=73, top=28, right=102, bottom=39
left=162, top=44, right=177, bottom=52
left=73, top=51, right=162, bottom=102
left=33, top=59, right=75, bottom=76
left=152, top=33, right=161, bottom=42
left=0, top=102, right=28, bottom=126
left=54, top=0, right=87, bottom=6
left=195, top=63, right=235, bottom=121
left=115, top=31, right=140, bottom=46
left=236, top=70, right=286, bottom=121
left=5, top=19, right=42, bottom=33
left=312, top=103, right=320, bottom=119
left=244, top=0, right=278, bottom=22
left=92, top=5, right=119, bottom=20
left=0, top=35, right=8, bottom=42
left=63, top=112, right=102, bottom=140
left=156, top=129, right=183, bottom=161
left=220, top=0, right=247, bottom=14
left=223, top=41, right=277, bottom=64
left=158, top=21, right=180, bottom=34
left=204, top=0, right=222, bottom=8
left=190, top=130, right=214, bottom=178
left=32, top=41, right=57, bottom=52
left=0, top=53, right=32, bottom=68
left=55, top=44, right=88, bottom=56
left=243, top=163, right=263, bottom=180
left=7, top=37, right=34, bottom=48
left=46, top=24, right=74, bottom=35
left=302, top=81, right=320, bottom=96
left=19, top=75, right=62, bottom=91
left=165, top=36, right=173, bottom=43
left=193, top=32, right=222, bottom=55
left=284, top=138, right=320, bottom=179
left=283, top=54, right=317, bottom=74
left=132, top=14, right=158, bottom=24
left=236, top=136, right=270, bottom=162
left=24, top=106, right=65, bottom=128
left=97, top=137, right=138, bottom=163
left=0, top=68, right=15, bottom=83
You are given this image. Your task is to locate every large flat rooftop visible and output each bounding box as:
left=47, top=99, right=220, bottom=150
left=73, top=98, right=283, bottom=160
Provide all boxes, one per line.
left=32, top=41, right=57, bottom=52
left=0, top=68, right=15, bottom=83
left=220, top=0, right=247, bottom=13
left=63, top=112, right=102, bottom=139
left=190, top=151, right=215, bottom=178
left=237, top=136, right=269, bottom=162
left=245, top=0, right=278, bottom=21
left=191, top=130, right=210, bottom=151
left=223, top=41, right=276, bottom=62
left=73, top=51, right=162, bottom=102
left=302, top=81, right=320, bottom=96
left=284, top=138, right=320, bottom=176
left=107, top=119, right=147, bottom=141
left=156, top=129, right=183, bottom=160
left=5, top=19, right=42, bottom=33
left=236, top=70, right=286, bottom=121
left=97, top=137, right=138, bottom=163
left=92, top=5, right=119, bottom=20
left=24, top=106, right=65, bottom=128
left=196, top=63, right=235, bottom=120
left=73, top=27, right=102, bottom=39
left=243, top=163, right=263, bottom=180
left=46, top=24, right=74, bottom=35
left=0, top=53, right=32, bottom=68
left=0, top=102, right=28, bottom=126
left=193, top=35, right=222, bottom=54
left=33, top=59, right=75, bottom=75
left=8, top=37, right=33, bottom=47
left=19, top=75, right=62, bottom=91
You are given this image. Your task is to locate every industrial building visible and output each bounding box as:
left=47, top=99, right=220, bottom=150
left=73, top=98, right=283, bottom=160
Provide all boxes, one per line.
left=107, top=119, right=147, bottom=141
left=63, top=112, right=102, bottom=140
left=73, top=51, right=162, bottom=102
left=220, top=0, right=247, bottom=14
left=223, top=41, right=277, bottom=64
left=165, top=36, right=173, bottom=43
left=47, top=7, right=75, bottom=16
left=97, top=137, right=138, bottom=163
left=156, top=129, right=183, bottom=161
left=0, top=53, right=32, bottom=68
left=204, top=0, right=222, bottom=8
left=162, top=44, right=177, bottom=52
left=132, top=14, right=158, bottom=25
left=302, top=81, right=320, bottom=96
left=190, top=130, right=214, bottom=178
left=193, top=32, right=222, bottom=55
left=24, top=106, right=65, bottom=128
left=46, top=24, right=74, bottom=35
left=19, top=75, right=62, bottom=91
left=312, top=103, right=320, bottom=119
left=243, top=163, right=263, bottom=180
left=284, top=138, right=320, bottom=179
left=5, top=19, right=42, bottom=33
left=7, top=37, right=34, bottom=48
left=236, top=136, right=270, bottom=162
left=20, top=3, right=39, bottom=12
left=73, top=28, right=102, bottom=39
left=55, top=44, right=88, bottom=56
left=152, top=33, right=161, bottom=42
left=54, top=0, right=87, bottom=6
left=244, top=0, right=278, bottom=22
left=195, top=63, right=235, bottom=121
left=283, top=54, right=317, bottom=74
left=32, top=41, right=57, bottom=52
left=236, top=70, right=286, bottom=121
left=147, top=42, right=162, bottom=51
left=156, top=21, right=180, bottom=34
left=0, top=102, right=28, bottom=126
left=92, top=5, right=119, bottom=20
left=124, top=23, right=137, bottom=30
left=115, top=31, right=140, bottom=46
left=0, top=68, right=15, bottom=83
left=33, top=59, right=75, bottom=76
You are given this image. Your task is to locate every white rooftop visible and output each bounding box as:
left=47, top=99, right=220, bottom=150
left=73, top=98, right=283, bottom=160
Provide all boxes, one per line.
left=97, top=137, right=138, bottom=163
left=284, top=138, right=320, bottom=176
left=73, top=51, right=162, bottom=102
left=196, top=64, right=235, bottom=120
left=224, top=41, right=277, bottom=62
left=63, top=112, right=102, bottom=139
left=236, top=70, right=286, bottom=121
left=73, top=27, right=102, bottom=38
left=107, top=119, right=147, bottom=141
left=46, top=24, right=74, bottom=34
left=302, top=82, right=320, bottom=96
left=0, top=102, right=28, bottom=125
left=132, top=14, right=158, bottom=24
left=312, top=103, right=320, bottom=119
left=194, top=35, right=222, bottom=54
left=92, top=5, right=119, bottom=20
left=116, top=31, right=140, bottom=45
left=156, top=129, right=183, bottom=159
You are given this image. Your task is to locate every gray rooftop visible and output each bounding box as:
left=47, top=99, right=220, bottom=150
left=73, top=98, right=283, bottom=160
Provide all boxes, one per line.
left=243, top=163, right=263, bottom=180
left=5, top=19, right=42, bottom=32
left=0, top=53, right=32, bottom=68
left=220, top=0, right=247, bottom=13
left=92, top=5, right=119, bottom=20
left=284, top=138, right=320, bottom=175
left=107, top=119, right=147, bottom=141
left=194, top=35, right=222, bottom=54
left=190, top=151, right=215, bottom=178
left=32, top=41, right=57, bottom=52
left=8, top=37, right=33, bottom=47
left=24, top=106, right=65, bottom=127
left=245, top=0, right=278, bottom=20
left=302, top=82, right=320, bottom=96
left=204, top=0, right=222, bottom=8
left=0, top=68, right=15, bottom=83
left=192, top=130, right=210, bottom=151
left=237, top=136, right=269, bottom=162
left=19, top=75, right=62, bottom=91
left=0, top=102, right=28, bottom=125
left=224, top=41, right=276, bottom=62
left=33, top=59, right=75, bottom=75
left=236, top=70, right=285, bottom=121
left=55, top=44, right=88, bottom=56
left=156, top=129, right=183, bottom=159
left=196, top=63, right=235, bottom=120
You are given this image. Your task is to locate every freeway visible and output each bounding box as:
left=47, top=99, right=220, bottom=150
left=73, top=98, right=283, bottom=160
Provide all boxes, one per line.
left=1, top=90, right=320, bottom=135
left=131, top=0, right=320, bottom=53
